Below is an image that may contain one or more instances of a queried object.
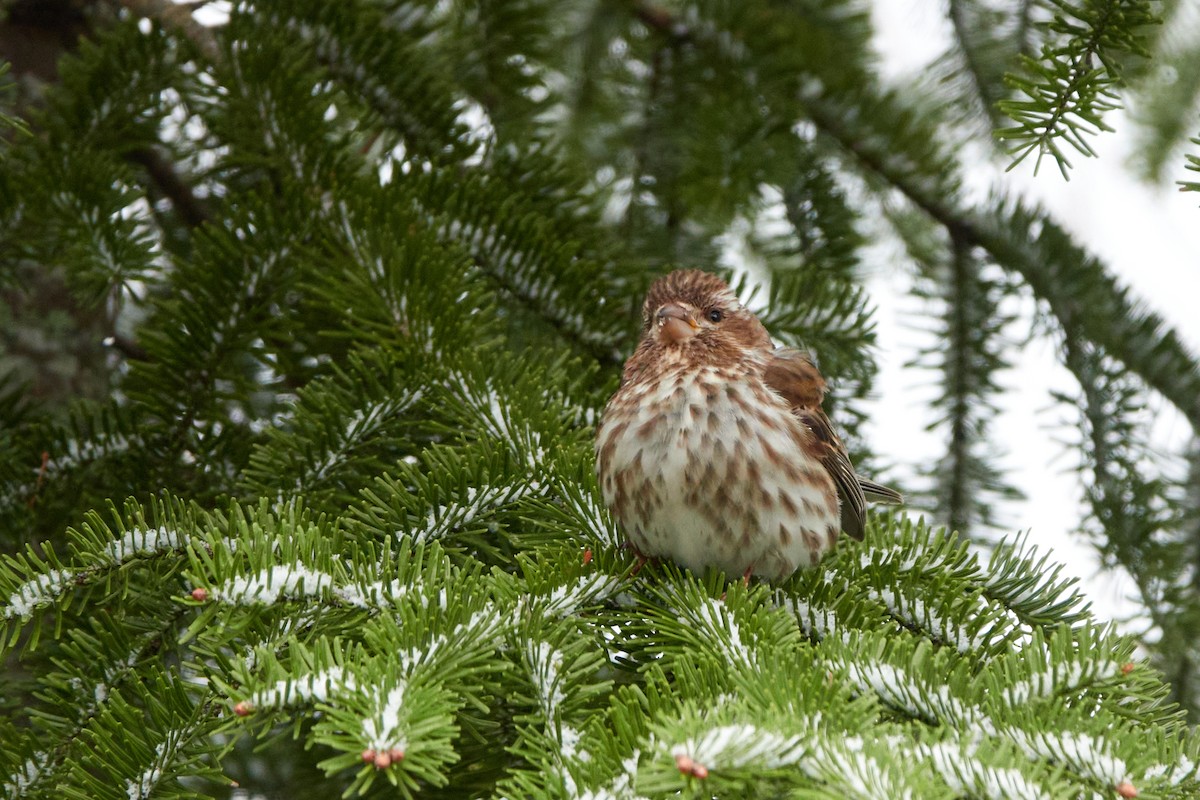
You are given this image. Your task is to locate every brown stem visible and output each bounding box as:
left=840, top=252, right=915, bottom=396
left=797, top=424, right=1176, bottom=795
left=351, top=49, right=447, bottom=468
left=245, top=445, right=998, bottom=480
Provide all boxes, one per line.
left=126, top=146, right=211, bottom=228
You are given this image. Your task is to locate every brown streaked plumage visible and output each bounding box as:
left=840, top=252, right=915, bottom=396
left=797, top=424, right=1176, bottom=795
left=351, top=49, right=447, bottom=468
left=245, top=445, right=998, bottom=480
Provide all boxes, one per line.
left=595, top=269, right=901, bottom=580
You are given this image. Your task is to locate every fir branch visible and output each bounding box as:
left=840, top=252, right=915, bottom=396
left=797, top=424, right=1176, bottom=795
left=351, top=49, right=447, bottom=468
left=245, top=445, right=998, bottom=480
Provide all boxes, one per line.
left=1131, top=5, right=1200, bottom=182
left=117, top=0, right=220, bottom=62
left=532, top=471, right=622, bottom=550
left=800, top=737, right=926, bottom=798
left=238, top=347, right=430, bottom=510
left=780, top=150, right=864, bottom=283
left=921, top=738, right=1070, bottom=799
left=628, top=1, right=1200, bottom=434
left=1016, top=0, right=1039, bottom=61
left=0, top=62, right=30, bottom=142
left=1166, top=441, right=1200, bottom=711
left=4, top=1, right=1200, bottom=793
left=61, top=668, right=225, bottom=800
left=941, top=240, right=996, bottom=533
left=413, top=161, right=628, bottom=364
left=1058, top=338, right=1193, bottom=659
left=0, top=401, right=146, bottom=538
left=125, top=146, right=211, bottom=228
left=250, top=0, right=472, bottom=162
left=904, top=229, right=1020, bottom=536
left=1002, top=727, right=1132, bottom=788
left=0, top=500, right=191, bottom=650
left=804, top=92, right=1200, bottom=431
left=667, top=722, right=807, bottom=773
left=947, top=0, right=1010, bottom=128
left=980, top=533, right=1092, bottom=627
left=997, top=0, right=1158, bottom=176
left=1180, top=135, right=1200, bottom=195
left=739, top=265, right=876, bottom=391
left=509, top=631, right=610, bottom=790
left=2, top=607, right=190, bottom=798
left=773, top=589, right=841, bottom=642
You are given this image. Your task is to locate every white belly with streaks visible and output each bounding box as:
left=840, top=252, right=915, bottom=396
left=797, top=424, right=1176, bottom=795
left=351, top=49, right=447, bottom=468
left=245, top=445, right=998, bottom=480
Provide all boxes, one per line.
left=598, top=366, right=839, bottom=579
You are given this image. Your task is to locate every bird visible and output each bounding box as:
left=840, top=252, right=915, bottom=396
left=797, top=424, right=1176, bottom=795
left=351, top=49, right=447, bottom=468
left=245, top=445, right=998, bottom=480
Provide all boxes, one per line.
left=595, top=269, right=902, bottom=581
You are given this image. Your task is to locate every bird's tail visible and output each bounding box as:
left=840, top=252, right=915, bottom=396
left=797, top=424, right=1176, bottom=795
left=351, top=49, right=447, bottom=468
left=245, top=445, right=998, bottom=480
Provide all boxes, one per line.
left=860, top=479, right=903, bottom=505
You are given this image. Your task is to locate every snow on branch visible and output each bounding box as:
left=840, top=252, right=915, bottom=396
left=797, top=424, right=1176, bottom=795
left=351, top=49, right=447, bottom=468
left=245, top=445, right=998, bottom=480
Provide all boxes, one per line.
left=575, top=751, right=649, bottom=800
left=436, top=216, right=610, bottom=351
left=3, top=755, right=47, bottom=798
left=681, top=597, right=757, bottom=670
left=442, top=372, right=548, bottom=467
left=211, top=565, right=337, bottom=606
left=249, top=666, right=358, bottom=710
left=859, top=543, right=960, bottom=577
left=346, top=572, right=418, bottom=610
left=524, top=639, right=589, bottom=774
left=104, top=526, right=185, bottom=561
left=124, top=730, right=184, bottom=800
left=802, top=737, right=908, bottom=798
left=842, top=661, right=972, bottom=726
left=1145, top=757, right=1200, bottom=787
left=999, top=658, right=1121, bottom=708
left=923, top=740, right=1056, bottom=800
left=555, top=482, right=620, bottom=548
left=3, top=569, right=75, bottom=622
left=361, top=681, right=410, bottom=754
left=532, top=574, right=623, bottom=619
left=394, top=607, right=503, bottom=675
left=4, top=526, right=186, bottom=622
left=667, top=723, right=807, bottom=772
left=773, top=591, right=839, bottom=640
left=305, top=390, right=425, bottom=486
left=868, top=586, right=997, bottom=653
left=46, top=430, right=136, bottom=474
left=979, top=533, right=1091, bottom=626
left=1002, top=729, right=1129, bottom=787
left=526, top=641, right=567, bottom=726
left=414, top=481, right=544, bottom=542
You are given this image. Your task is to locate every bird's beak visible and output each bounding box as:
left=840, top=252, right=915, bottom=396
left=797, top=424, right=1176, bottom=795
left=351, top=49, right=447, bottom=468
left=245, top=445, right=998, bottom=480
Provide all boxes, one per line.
left=655, top=303, right=699, bottom=344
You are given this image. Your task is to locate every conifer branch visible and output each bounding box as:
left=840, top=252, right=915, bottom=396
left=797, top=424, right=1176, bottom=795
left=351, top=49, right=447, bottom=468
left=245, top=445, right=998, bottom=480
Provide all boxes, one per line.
left=1133, top=10, right=1200, bottom=182
left=117, top=0, right=220, bottom=62
left=626, top=0, right=1200, bottom=432
left=803, top=96, right=1200, bottom=432
left=1, top=522, right=187, bottom=646
left=947, top=0, right=1006, bottom=127
left=1181, top=135, right=1200, bottom=195
left=125, top=146, right=211, bottom=228
left=4, top=1, right=1200, bottom=792
left=5, top=606, right=191, bottom=797
left=1175, top=441, right=1200, bottom=711
left=997, top=0, right=1157, bottom=175
left=944, top=238, right=975, bottom=534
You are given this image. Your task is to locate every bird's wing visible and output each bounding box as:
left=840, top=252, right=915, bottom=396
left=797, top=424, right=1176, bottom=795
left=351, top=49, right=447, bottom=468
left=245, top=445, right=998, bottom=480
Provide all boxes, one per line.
left=763, top=350, right=868, bottom=540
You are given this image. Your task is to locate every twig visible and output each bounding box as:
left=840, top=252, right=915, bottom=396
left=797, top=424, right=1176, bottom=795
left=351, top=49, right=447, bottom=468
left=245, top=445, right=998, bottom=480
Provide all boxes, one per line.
left=126, top=146, right=211, bottom=228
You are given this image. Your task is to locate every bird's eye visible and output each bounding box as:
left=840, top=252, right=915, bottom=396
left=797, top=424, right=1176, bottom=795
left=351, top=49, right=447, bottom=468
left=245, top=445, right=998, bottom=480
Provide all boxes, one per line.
left=707, top=309, right=724, bottom=323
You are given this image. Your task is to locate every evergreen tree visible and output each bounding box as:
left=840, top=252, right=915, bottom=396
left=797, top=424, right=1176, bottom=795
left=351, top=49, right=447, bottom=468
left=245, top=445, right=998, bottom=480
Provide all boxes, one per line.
left=1, top=1, right=1199, bottom=797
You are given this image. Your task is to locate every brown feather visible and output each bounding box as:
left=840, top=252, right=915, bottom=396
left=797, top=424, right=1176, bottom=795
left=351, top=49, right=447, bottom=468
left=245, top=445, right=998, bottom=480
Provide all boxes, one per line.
left=763, top=349, right=870, bottom=540
left=597, top=268, right=902, bottom=579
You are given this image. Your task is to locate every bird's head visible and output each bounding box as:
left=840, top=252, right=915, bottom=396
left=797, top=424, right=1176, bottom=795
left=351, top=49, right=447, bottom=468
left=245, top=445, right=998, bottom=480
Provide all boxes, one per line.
left=638, top=270, right=771, bottom=356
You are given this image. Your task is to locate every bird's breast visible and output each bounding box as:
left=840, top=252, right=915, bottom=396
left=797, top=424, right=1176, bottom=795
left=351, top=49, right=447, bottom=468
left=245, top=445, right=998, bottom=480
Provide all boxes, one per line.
left=596, top=365, right=840, bottom=578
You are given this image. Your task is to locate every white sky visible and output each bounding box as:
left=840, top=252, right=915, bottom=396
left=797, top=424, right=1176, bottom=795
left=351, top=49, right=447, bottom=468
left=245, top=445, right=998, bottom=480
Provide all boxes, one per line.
left=867, top=1, right=1200, bottom=627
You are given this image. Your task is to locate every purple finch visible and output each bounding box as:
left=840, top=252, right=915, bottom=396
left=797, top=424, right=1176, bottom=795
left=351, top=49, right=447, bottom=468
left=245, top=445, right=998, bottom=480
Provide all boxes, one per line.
left=596, top=269, right=901, bottom=580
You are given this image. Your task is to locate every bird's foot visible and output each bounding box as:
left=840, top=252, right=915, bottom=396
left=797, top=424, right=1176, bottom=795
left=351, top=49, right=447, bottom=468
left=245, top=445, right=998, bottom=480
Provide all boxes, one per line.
left=741, top=565, right=754, bottom=587
left=620, top=541, right=654, bottom=576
